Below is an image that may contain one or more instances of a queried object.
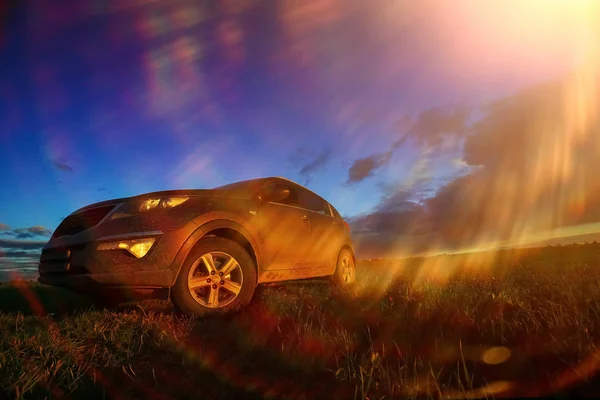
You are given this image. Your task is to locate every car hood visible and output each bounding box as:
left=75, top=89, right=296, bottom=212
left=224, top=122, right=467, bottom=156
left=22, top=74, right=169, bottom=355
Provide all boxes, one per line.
left=75, top=188, right=251, bottom=213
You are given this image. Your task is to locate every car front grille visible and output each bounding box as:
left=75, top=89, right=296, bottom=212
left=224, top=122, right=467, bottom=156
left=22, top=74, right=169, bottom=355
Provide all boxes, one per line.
left=53, top=205, right=117, bottom=237
left=39, top=245, right=89, bottom=276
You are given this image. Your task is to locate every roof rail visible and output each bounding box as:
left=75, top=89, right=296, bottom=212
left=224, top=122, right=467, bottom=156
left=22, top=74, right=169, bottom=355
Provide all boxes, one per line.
left=272, top=176, right=299, bottom=184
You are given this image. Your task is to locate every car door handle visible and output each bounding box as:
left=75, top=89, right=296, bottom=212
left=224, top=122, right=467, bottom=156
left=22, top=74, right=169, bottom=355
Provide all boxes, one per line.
left=300, top=215, right=309, bottom=221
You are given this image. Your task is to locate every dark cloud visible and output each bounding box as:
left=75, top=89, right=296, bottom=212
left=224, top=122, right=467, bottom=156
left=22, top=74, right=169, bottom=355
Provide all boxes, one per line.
left=97, top=187, right=107, bottom=192
left=346, top=151, right=393, bottom=184
left=28, top=226, right=52, bottom=236
left=0, top=250, right=39, bottom=258
left=349, top=181, right=438, bottom=244
left=298, top=149, right=332, bottom=184
left=0, top=239, right=47, bottom=250
left=405, top=107, right=470, bottom=148
left=350, top=77, right=600, bottom=257
left=393, top=114, right=413, bottom=134
left=51, top=159, right=74, bottom=172
left=13, top=226, right=53, bottom=237
left=350, top=207, right=419, bottom=236
left=346, top=107, right=470, bottom=185
left=447, top=81, right=600, bottom=234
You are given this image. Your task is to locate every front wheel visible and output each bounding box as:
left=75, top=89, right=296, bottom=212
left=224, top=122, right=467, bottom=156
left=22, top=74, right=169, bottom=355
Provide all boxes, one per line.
left=331, top=248, right=356, bottom=288
left=171, top=237, right=257, bottom=317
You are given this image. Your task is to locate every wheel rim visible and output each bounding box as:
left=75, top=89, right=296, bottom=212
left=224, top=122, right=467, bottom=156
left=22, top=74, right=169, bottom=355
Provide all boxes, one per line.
left=340, top=254, right=355, bottom=284
left=187, top=251, right=243, bottom=308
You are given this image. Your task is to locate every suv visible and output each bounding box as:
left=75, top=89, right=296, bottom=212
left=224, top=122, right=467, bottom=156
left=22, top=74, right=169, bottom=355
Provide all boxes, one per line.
left=38, top=177, right=356, bottom=316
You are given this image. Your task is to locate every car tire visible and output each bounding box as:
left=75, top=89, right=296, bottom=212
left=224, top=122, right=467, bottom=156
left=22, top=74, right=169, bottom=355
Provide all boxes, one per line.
left=171, top=237, right=257, bottom=317
left=331, top=248, right=356, bottom=288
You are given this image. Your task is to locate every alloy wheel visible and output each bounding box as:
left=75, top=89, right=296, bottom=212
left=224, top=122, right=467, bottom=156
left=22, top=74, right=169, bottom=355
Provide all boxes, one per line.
left=340, top=254, right=355, bottom=284
left=187, top=251, right=243, bottom=308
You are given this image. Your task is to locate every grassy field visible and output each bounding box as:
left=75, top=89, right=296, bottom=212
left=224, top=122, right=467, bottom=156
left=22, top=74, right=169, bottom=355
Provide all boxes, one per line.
left=2, top=243, right=600, bottom=399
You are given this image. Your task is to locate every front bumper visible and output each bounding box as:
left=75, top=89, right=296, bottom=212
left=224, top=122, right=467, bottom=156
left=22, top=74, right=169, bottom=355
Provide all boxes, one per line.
left=39, top=212, right=199, bottom=289
left=38, top=269, right=174, bottom=289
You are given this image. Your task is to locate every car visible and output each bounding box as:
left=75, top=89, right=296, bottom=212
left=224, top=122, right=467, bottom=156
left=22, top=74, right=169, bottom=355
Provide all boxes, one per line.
left=38, top=177, right=356, bottom=316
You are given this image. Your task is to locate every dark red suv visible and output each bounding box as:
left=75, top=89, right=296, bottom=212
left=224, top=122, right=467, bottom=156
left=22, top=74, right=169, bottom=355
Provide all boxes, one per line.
left=38, top=177, right=356, bottom=316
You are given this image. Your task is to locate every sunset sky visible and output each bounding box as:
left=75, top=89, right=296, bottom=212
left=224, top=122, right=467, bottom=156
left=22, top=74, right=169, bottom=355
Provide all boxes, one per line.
left=1, top=0, right=599, bottom=266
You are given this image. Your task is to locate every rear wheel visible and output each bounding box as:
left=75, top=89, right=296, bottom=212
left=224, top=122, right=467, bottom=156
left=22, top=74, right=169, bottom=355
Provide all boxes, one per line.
left=331, top=248, right=356, bottom=288
left=171, top=237, right=257, bottom=317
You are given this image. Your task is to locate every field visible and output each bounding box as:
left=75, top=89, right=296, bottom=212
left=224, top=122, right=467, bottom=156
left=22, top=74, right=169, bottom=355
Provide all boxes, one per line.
left=2, top=244, right=600, bottom=399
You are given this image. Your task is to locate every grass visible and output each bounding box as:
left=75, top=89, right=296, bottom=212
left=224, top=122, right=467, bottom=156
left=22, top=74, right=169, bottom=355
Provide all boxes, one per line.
left=2, top=243, right=600, bottom=399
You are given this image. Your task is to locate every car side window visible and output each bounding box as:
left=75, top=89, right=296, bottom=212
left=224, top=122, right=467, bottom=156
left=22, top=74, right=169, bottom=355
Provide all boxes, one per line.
left=297, top=187, right=332, bottom=216
left=262, top=182, right=299, bottom=207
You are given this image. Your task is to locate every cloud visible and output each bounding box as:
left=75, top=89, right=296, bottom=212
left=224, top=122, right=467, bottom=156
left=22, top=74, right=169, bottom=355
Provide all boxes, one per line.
left=404, top=106, right=470, bottom=148
left=0, top=239, right=47, bottom=250
left=13, top=226, right=53, bottom=237
left=349, top=159, right=442, bottom=254
left=0, top=223, right=10, bottom=231
left=298, top=149, right=332, bottom=184
left=28, top=226, right=52, bottom=236
left=0, top=236, right=46, bottom=269
left=51, top=159, right=74, bottom=172
left=346, top=151, right=393, bottom=184
left=451, top=158, right=469, bottom=170
left=0, top=250, right=40, bottom=258
left=393, top=114, right=413, bottom=134
left=447, top=80, right=600, bottom=239
left=0, top=243, right=43, bottom=272
left=97, top=187, right=107, bottom=192
left=350, top=75, right=600, bottom=256
left=350, top=204, right=420, bottom=236
left=346, top=107, right=470, bottom=185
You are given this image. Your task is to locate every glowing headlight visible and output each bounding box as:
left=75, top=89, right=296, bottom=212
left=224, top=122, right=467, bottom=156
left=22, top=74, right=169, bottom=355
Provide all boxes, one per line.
left=97, top=238, right=156, bottom=258
left=139, top=196, right=189, bottom=212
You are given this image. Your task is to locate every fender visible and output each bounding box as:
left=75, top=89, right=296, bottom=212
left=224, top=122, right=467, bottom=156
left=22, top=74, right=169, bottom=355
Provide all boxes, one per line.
left=167, top=213, right=262, bottom=286
left=342, top=240, right=356, bottom=262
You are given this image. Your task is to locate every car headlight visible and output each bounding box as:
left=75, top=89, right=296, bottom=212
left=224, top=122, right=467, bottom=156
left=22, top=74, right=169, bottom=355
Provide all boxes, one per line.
left=139, top=196, right=189, bottom=212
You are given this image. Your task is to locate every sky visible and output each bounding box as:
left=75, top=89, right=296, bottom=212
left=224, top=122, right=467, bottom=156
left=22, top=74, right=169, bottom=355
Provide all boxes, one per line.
left=1, top=0, right=599, bottom=268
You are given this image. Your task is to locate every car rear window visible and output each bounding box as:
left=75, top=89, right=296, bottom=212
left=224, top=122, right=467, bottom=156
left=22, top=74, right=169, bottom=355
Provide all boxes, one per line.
left=329, top=204, right=343, bottom=220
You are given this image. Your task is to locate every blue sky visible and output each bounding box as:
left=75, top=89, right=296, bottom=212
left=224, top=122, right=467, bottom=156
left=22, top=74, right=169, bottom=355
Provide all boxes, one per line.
left=1, top=0, right=599, bottom=262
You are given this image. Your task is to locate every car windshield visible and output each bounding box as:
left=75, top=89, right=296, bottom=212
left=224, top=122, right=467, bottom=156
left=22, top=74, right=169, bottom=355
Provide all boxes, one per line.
left=213, top=178, right=266, bottom=194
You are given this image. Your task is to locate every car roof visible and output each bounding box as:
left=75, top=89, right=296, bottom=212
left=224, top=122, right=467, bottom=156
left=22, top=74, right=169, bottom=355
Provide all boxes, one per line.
left=270, top=176, right=300, bottom=186
left=221, top=176, right=341, bottom=216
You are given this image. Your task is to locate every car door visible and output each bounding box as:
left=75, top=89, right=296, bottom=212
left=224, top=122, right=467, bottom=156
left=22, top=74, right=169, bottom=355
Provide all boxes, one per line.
left=296, top=188, right=343, bottom=274
left=257, top=181, right=314, bottom=270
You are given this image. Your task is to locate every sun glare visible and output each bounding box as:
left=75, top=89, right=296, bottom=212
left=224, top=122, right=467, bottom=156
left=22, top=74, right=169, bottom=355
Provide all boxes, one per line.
left=356, top=0, right=600, bottom=289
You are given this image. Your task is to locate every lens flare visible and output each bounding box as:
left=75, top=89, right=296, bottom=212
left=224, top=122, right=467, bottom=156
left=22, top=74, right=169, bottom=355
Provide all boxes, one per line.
left=346, top=0, right=600, bottom=292
left=481, top=346, right=511, bottom=365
